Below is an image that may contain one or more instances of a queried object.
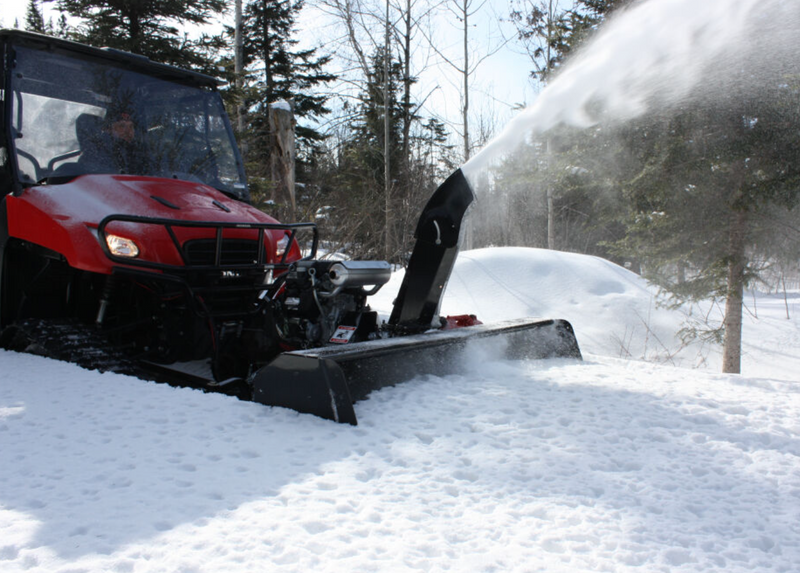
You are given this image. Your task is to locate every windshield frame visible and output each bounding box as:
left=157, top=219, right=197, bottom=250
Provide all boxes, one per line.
left=3, top=31, right=249, bottom=202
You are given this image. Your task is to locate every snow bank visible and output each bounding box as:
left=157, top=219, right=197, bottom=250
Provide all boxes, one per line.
left=444, top=247, right=684, bottom=361
left=374, top=247, right=800, bottom=379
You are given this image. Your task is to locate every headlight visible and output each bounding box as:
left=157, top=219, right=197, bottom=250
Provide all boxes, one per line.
left=106, top=234, right=140, bottom=258
left=276, top=233, right=290, bottom=257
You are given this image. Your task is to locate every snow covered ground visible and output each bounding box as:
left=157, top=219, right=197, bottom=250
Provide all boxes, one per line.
left=1, top=247, right=799, bottom=572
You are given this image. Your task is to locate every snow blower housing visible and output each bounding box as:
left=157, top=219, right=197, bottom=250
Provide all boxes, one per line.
left=0, top=30, right=581, bottom=424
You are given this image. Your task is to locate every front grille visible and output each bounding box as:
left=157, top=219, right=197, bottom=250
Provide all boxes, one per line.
left=183, top=239, right=261, bottom=266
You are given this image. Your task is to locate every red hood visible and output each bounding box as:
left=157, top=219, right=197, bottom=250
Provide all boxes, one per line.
left=6, top=174, right=286, bottom=274
left=38, top=174, right=272, bottom=222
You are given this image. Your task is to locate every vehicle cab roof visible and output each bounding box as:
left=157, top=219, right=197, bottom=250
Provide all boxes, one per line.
left=0, top=28, right=220, bottom=90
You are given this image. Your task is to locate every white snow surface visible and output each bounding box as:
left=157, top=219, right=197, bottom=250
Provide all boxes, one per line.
left=1, top=247, right=799, bottom=572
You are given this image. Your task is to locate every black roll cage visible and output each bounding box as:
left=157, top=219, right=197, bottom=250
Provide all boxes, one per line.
left=0, top=29, right=248, bottom=200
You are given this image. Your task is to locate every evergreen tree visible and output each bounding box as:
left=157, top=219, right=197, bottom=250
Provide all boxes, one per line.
left=54, top=0, right=226, bottom=71
left=509, top=0, right=573, bottom=84
left=24, top=0, right=69, bottom=37
left=328, top=48, right=405, bottom=259
left=509, top=0, right=631, bottom=80
left=473, top=124, right=627, bottom=258
left=556, top=0, right=632, bottom=61
left=504, top=0, right=800, bottom=373
left=233, top=0, right=335, bottom=163
left=25, top=0, right=47, bottom=33
left=218, top=0, right=335, bottom=220
left=609, top=80, right=800, bottom=372
left=242, top=0, right=333, bottom=122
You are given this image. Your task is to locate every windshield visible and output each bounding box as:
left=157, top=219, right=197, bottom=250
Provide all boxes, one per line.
left=9, top=45, right=248, bottom=200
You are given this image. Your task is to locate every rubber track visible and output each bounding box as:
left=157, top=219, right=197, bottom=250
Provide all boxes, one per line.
left=1, top=318, right=142, bottom=377
left=1, top=319, right=248, bottom=397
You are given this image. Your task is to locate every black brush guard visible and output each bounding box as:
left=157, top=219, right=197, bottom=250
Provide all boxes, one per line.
left=251, top=169, right=583, bottom=424
left=96, top=216, right=320, bottom=379
left=98, top=215, right=318, bottom=272
left=97, top=215, right=319, bottom=318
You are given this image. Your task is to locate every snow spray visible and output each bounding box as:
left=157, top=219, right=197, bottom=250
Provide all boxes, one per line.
left=462, top=0, right=800, bottom=180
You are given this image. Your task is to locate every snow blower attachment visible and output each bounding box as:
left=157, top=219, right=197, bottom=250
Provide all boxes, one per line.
left=253, top=317, right=581, bottom=424
left=0, top=30, right=581, bottom=426
left=250, top=169, right=582, bottom=424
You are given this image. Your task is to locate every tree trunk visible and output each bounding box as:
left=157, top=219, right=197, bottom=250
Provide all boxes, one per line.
left=462, top=2, right=469, bottom=163
left=234, top=0, right=247, bottom=157
left=460, top=0, right=474, bottom=250
left=546, top=187, right=555, bottom=249
left=782, top=273, right=790, bottom=319
left=263, top=0, right=273, bottom=102
left=677, top=261, right=686, bottom=284
left=545, top=137, right=555, bottom=249
left=401, top=0, right=412, bottom=169
left=543, top=2, right=555, bottom=250
left=722, top=207, right=748, bottom=374
left=384, top=0, right=393, bottom=261
left=268, top=102, right=296, bottom=220
left=127, top=13, right=142, bottom=53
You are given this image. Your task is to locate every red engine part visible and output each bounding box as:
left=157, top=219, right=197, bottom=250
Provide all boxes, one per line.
left=442, top=314, right=483, bottom=330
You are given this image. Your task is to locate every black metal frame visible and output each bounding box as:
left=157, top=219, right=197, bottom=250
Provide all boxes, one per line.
left=97, top=214, right=320, bottom=321
left=98, top=214, right=318, bottom=273
left=2, top=29, right=250, bottom=200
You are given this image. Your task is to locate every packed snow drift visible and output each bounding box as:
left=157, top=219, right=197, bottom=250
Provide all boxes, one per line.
left=2, top=247, right=799, bottom=572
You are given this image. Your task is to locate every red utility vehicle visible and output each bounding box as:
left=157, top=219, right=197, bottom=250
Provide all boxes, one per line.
left=0, top=30, right=580, bottom=424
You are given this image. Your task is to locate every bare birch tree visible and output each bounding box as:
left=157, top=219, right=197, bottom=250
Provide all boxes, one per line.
left=421, top=0, right=507, bottom=163
left=314, top=0, right=442, bottom=260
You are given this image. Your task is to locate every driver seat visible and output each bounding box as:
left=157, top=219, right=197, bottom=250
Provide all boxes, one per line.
left=75, top=113, right=106, bottom=169
left=46, top=113, right=105, bottom=182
